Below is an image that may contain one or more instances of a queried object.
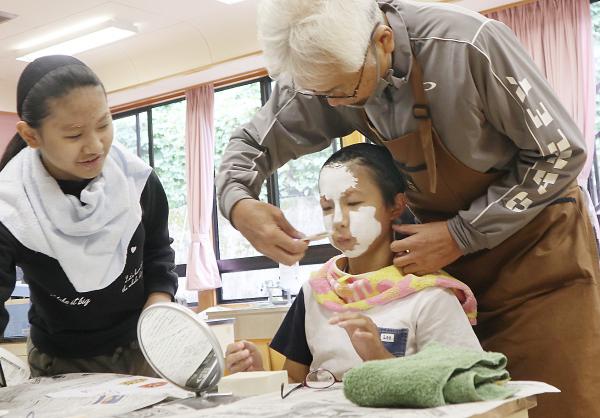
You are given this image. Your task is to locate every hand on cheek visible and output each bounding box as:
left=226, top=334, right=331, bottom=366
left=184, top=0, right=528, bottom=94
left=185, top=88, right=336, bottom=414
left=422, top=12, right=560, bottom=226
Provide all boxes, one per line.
left=329, top=313, right=393, bottom=361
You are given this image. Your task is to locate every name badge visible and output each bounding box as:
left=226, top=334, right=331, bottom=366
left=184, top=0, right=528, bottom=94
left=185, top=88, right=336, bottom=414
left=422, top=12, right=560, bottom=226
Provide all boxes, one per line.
left=378, top=327, right=409, bottom=357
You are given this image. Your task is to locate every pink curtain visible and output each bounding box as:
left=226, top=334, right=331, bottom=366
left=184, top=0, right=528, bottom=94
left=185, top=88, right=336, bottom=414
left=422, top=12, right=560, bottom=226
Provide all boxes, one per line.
left=485, top=0, right=595, bottom=183
left=185, top=84, right=221, bottom=290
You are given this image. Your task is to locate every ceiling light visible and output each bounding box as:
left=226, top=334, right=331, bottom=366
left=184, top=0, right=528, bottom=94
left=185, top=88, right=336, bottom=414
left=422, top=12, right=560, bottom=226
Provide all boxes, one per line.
left=15, top=16, right=112, bottom=50
left=216, top=0, right=247, bottom=4
left=16, top=21, right=137, bottom=62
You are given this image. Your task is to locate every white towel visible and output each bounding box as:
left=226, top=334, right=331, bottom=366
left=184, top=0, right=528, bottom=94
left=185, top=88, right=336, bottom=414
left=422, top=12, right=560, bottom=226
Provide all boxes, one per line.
left=0, top=143, right=152, bottom=293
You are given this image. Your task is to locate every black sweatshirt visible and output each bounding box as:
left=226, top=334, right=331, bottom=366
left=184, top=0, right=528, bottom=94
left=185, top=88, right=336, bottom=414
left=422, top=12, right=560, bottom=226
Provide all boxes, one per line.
left=0, top=171, right=178, bottom=357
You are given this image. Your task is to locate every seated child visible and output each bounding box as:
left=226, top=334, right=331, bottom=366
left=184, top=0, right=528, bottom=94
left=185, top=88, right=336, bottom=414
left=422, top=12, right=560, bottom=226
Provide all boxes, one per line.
left=225, top=143, right=481, bottom=382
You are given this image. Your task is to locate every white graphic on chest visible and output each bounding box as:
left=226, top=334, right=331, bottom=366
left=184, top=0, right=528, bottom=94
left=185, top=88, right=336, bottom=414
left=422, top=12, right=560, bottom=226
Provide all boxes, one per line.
left=122, top=265, right=143, bottom=293
left=380, top=333, right=395, bottom=343
left=130, top=246, right=137, bottom=254
left=51, top=294, right=91, bottom=307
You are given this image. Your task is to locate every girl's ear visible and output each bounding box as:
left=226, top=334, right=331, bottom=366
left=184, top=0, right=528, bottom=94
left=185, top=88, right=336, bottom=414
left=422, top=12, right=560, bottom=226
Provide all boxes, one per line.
left=16, top=121, right=41, bottom=149
left=390, top=193, right=406, bottom=219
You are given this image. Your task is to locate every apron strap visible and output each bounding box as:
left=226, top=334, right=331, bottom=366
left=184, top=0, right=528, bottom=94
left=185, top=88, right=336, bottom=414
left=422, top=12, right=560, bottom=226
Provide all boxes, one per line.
left=409, top=56, right=437, bottom=193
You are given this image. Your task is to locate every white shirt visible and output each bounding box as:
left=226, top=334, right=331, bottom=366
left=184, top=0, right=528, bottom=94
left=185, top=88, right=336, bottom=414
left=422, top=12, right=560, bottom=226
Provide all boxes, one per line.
left=302, top=281, right=482, bottom=380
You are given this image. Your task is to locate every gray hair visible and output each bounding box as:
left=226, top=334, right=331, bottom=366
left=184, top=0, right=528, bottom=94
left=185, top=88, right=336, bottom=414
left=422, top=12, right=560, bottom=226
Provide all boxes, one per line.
left=257, top=0, right=383, bottom=85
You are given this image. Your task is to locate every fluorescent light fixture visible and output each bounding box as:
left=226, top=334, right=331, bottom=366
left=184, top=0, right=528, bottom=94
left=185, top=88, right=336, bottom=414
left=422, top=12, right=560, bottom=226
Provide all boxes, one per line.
left=17, top=21, right=137, bottom=62
left=216, top=0, right=247, bottom=4
left=16, top=16, right=112, bottom=50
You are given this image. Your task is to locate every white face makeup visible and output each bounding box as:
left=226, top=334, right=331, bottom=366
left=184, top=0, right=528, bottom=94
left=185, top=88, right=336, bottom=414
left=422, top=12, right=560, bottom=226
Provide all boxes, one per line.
left=319, top=163, right=382, bottom=258
left=319, top=163, right=357, bottom=225
left=346, top=206, right=382, bottom=257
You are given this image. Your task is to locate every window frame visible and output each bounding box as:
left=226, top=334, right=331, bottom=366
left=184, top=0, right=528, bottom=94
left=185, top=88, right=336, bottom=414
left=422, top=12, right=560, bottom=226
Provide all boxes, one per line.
left=588, top=0, right=600, bottom=223
left=113, top=96, right=186, bottom=166
left=213, top=76, right=340, bottom=303
left=113, top=96, right=188, bottom=270
left=112, top=77, right=341, bottom=303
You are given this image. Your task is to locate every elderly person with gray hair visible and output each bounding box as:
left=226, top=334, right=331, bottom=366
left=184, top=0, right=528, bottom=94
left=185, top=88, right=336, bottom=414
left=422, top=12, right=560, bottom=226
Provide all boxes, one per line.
left=216, top=1, right=600, bottom=416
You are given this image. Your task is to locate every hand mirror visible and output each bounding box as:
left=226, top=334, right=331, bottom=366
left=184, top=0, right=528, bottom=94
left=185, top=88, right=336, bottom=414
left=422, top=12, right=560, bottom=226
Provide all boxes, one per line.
left=137, top=302, right=225, bottom=395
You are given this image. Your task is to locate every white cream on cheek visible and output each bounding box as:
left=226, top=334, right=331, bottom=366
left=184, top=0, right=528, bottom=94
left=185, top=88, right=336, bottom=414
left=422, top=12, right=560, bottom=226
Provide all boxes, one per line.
left=346, top=206, right=381, bottom=257
left=319, top=163, right=381, bottom=258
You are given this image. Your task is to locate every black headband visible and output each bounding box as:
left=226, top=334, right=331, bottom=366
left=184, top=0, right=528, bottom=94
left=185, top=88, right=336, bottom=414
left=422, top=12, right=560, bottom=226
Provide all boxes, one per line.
left=16, top=55, right=88, bottom=118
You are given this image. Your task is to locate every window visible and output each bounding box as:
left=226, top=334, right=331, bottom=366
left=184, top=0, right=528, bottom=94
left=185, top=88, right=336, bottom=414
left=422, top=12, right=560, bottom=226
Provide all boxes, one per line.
left=277, top=146, right=337, bottom=246
left=112, top=77, right=340, bottom=303
left=113, top=99, right=189, bottom=265
left=112, top=112, right=150, bottom=164
left=589, top=2, right=600, bottom=221
left=213, top=77, right=340, bottom=302
left=213, top=81, right=266, bottom=261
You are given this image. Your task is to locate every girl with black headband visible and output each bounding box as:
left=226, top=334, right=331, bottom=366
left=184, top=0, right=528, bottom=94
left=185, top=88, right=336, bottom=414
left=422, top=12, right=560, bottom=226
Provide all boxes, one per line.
left=0, top=55, right=178, bottom=377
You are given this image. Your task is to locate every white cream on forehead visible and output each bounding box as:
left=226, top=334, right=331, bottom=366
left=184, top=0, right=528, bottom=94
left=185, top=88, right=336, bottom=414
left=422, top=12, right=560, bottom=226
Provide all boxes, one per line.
left=319, top=163, right=358, bottom=225
left=319, top=163, right=382, bottom=258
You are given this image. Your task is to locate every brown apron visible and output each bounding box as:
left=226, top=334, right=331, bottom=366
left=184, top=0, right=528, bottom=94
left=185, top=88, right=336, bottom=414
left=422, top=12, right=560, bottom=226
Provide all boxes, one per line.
left=378, top=57, right=600, bottom=418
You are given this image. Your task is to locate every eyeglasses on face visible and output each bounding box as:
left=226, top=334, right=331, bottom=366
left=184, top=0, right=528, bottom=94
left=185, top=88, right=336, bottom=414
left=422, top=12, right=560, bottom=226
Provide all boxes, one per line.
left=280, top=368, right=339, bottom=399
left=293, top=50, right=369, bottom=100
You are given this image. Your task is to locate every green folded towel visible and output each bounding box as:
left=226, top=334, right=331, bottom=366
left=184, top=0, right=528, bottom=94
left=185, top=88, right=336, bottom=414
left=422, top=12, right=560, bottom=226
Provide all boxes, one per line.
left=343, top=343, right=518, bottom=408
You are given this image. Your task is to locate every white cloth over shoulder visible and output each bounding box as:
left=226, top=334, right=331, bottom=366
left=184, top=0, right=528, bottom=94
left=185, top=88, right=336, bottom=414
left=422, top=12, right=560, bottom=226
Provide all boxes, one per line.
left=0, top=143, right=152, bottom=292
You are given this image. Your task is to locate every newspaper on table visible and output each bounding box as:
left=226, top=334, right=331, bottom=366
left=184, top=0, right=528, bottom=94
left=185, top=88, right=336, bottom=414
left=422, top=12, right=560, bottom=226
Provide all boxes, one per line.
left=0, top=347, right=30, bottom=386
left=155, top=380, right=559, bottom=418
left=110, top=403, right=201, bottom=418
left=0, top=373, right=194, bottom=418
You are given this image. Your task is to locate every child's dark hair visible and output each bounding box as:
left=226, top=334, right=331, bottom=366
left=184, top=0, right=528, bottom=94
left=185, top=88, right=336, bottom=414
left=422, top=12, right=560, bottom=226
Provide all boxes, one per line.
left=321, top=143, right=406, bottom=206
left=0, top=56, right=104, bottom=171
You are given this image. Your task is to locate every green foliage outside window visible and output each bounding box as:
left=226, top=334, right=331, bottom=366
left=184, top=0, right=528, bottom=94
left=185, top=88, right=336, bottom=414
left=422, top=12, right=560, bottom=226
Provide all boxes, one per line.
left=591, top=3, right=600, bottom=156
